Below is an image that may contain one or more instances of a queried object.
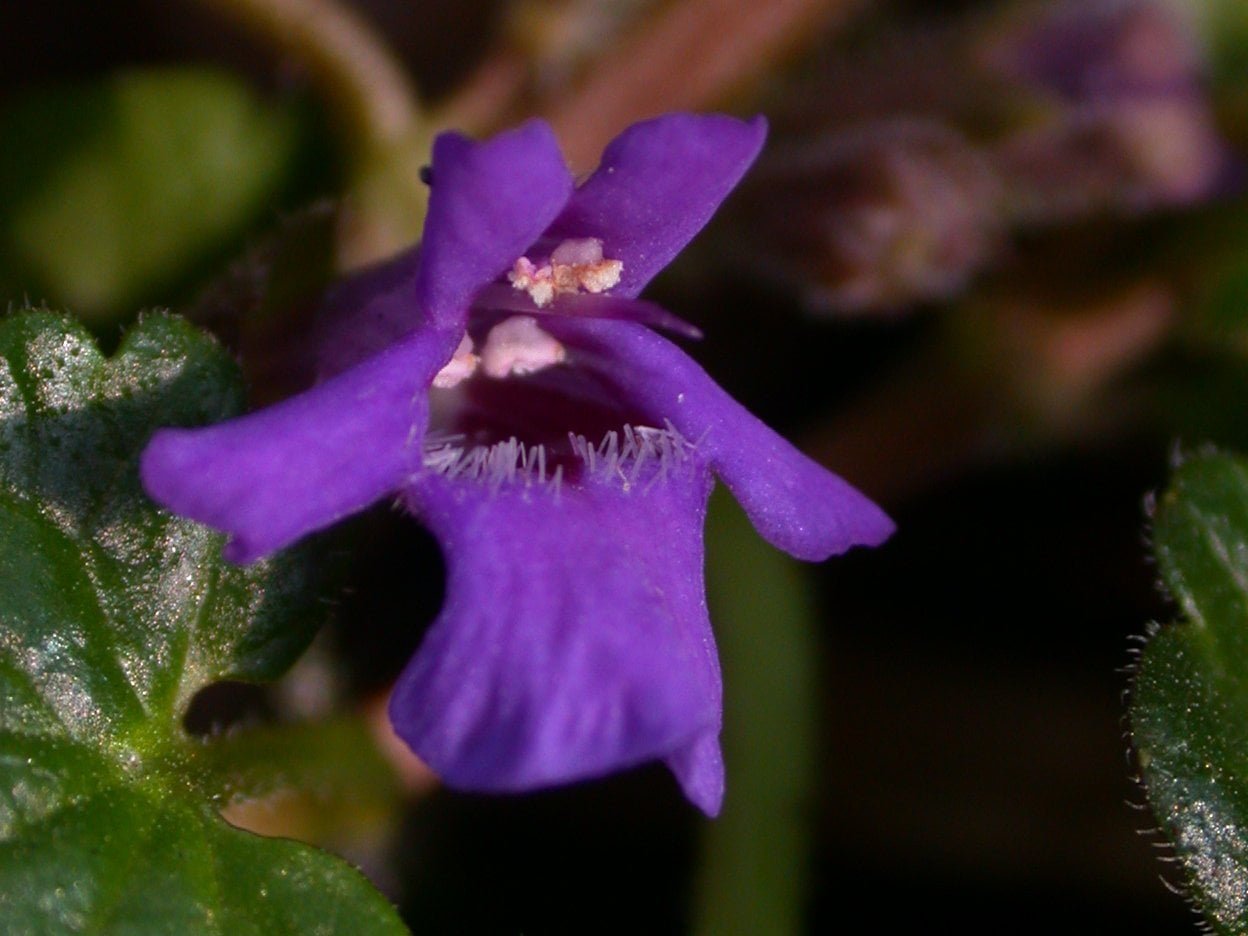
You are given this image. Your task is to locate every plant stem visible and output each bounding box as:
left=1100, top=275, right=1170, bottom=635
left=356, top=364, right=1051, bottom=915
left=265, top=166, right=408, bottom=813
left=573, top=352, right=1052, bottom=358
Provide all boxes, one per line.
left=543, top=0, right=863, bottom=168
left=694, top=490, right=819, bottom=936
left=192, top=0, right=429, bottom=264
left=437, top=0, right=863, bottom=164
left=196, top=0, right=419, bottom=159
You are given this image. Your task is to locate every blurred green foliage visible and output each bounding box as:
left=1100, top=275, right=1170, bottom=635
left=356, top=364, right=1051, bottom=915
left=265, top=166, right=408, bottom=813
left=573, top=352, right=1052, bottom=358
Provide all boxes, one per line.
left=1192, top=0, right=1248, bottom=88
left=0, top=70, right=307, bottom=322
left=695, top=489, right=818, bottom=936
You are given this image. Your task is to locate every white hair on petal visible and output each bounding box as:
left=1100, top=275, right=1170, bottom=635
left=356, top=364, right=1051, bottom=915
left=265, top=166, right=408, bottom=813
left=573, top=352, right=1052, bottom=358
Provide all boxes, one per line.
left=422, top=423, right=696, bottom=494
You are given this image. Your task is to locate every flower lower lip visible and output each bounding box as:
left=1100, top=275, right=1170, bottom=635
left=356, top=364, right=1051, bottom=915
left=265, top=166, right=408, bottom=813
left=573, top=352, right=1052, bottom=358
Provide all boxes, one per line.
left=470, top=284, right=704, bottom=340
left=427, top=366, right=641, bottom=478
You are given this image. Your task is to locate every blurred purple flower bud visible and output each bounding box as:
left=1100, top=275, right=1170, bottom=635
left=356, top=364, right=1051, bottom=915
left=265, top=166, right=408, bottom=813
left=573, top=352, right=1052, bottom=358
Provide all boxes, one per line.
left=735, top=119, right=1001, bottom=314
left=983, top=0, right=1201, bottom=103
left=996, top=98, right=1231, bottom=219
left=985, top=0, right=1234, bottom=219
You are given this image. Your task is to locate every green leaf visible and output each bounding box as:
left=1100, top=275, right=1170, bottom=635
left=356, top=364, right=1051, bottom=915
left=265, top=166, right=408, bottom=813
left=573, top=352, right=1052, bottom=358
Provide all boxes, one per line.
left=1131, top=452, right=1248, bottom=934
left=0, top=310, right=406, bottom=934
left=0, top=69, right=303, bottom=320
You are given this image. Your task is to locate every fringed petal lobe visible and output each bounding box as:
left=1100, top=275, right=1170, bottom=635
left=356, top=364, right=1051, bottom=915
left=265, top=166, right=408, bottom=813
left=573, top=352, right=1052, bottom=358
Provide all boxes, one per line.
left=391, top=462, right=724, bottom=814
left=546, top=114, right=767, bottom=297
left=543, top=318, right=895, bottom=561
left=141, top=328, right=456, bottom=563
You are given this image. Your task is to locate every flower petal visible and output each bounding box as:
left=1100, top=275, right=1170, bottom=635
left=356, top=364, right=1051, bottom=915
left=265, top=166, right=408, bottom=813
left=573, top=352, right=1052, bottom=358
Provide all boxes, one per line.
left=392, top=463, right=724, bottom=814
left=545, top=113, right=768, bottom=297
left=313, top=243, right=422, bottom=378
left=664, top=733, right=725, bottom=818
left=472, top=284, right=703, bottom=339
left=417, top=120, right=574, bottom=328
left=141, top=328, right=456, bottom=563
left=543, top=318, right=895, bottom=561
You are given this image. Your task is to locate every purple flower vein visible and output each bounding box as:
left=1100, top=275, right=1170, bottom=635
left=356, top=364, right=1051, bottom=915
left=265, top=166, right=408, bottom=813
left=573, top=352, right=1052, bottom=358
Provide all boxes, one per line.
left=140, top=113, right=894, bottom=816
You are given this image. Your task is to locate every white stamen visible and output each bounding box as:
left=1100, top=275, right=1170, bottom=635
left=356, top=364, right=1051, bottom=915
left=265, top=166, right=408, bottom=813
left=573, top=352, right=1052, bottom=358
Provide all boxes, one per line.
left=432, top=333, right=479, bottom=389
left=507, top=237, right=623, bottom=308
left=508, top=257, right=555, bottom=308
left=423, top=424, right=692, bottom=494
left=480, top=316, right=567, bottom=378
left=578, top=262, right=624, bottom=294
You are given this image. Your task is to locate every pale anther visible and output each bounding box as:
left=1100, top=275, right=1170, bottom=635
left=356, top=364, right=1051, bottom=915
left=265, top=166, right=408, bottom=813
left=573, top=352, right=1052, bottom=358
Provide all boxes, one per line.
left=432, top=333, right=479, bottom=389
left=507, top=237, right=623, bottom=308
left=480, top=316, right=567, bottom=378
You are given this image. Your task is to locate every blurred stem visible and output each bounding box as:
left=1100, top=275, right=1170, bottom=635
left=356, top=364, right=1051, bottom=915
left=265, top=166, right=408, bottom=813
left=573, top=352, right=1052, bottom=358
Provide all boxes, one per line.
left=803, top=347, right=1004, bottom=507
left=193, top=714, right=399, bottom=802
left=193, top=0, right=429, bottom=265
left=693, top=490, right=818, bottom=936
left=195, top=0, right=420, bottom=159
left=434, top=48, right=529, bottom=137
left=805, top=278, right=1176, bottom=507
left=440, top=0, right=863, bottom=166
left=548, top=0, right=861, bottom=167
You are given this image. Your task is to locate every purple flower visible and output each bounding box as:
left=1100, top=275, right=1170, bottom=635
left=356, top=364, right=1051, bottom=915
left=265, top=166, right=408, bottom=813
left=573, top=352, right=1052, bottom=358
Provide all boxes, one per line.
left=141, top=114, right=893, bottom=815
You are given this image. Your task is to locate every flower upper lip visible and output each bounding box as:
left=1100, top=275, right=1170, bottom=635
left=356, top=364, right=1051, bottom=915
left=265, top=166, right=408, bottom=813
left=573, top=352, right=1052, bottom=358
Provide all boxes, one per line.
left=312, top=114, right=766, bottom=380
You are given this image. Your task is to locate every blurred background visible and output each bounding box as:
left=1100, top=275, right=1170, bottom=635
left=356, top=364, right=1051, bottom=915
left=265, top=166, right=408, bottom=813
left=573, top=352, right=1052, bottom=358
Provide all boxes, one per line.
left=4, top=0, right=1247, bottom=931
